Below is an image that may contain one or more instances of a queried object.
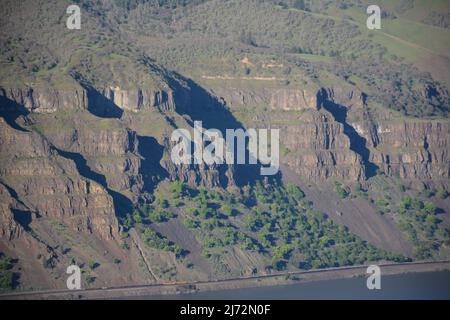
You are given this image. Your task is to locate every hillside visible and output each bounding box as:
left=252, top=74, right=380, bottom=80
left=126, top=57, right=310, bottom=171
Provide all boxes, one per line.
left=0, top=0, right=449, bottom=293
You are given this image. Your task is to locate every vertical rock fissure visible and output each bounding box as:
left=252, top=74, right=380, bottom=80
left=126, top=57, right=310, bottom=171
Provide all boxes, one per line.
left=319, top=90, right=379, bottom=179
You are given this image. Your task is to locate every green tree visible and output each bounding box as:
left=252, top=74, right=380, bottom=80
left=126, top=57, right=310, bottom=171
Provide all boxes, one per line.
left=437, top=189, right=449, bottom=200
left=0, top=272, right=14, bottom=290
left=286, top=183, right=305, bottom=200
left=133, top=212, right=142, bottom=224
left=0, top=255, right=11, bottom=270
left=423, top=202, right=437, bottom=215
left=335, top=183, right=348, bottom=199
left=221, top=204, right=234, bottom=217
left=87, top=260, right=99, bottom=270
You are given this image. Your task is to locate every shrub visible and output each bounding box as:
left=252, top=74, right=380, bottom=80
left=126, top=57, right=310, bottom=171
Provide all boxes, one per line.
left=286, top=183, right=305, bottom=200
left=437, top=189, right=449, bottom=200
left=335, top=183, right=348, bottom=199
left=170, top=181, right=189, bottom=198
left=0, top=271, right=14, bottom=290
left=221, top=204, right=234, bottom=217
left=86, top=275, right=96, bottom=284
left=423, top=202, right=437, bottom=215
left=0, top=255, right=11, bottom=271
left=133, top=212, right=142, bottom=224
left=87, top=261, right=99, bottom=270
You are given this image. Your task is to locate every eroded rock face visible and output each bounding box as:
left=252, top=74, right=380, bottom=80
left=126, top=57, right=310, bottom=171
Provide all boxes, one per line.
left=0, top=86, right=179, bottom=114
left=41, top=126, right=143, bottom=193
left=0, top=79, right=447, bottom=291
left=317, top=87, right=366, bottom=109
left=0, top=87, right=88, bottom=113
left=96, top=87, right=177, bottom=112
left=281, top=111, right=365, bottom=181
left=0, top=183, right=25, bottom=240
left=162, top=135, right=235, bottom=188
left=210, top=85, right=449, bottom=184
left=0, top=118, right=120, bottom=240
left=270, top=88, right=318, bottom=111
left=363, top=121, right=449, bottom=181
left=211, top=87, right=319, bottom=111
left=1, top=82, right=447, bottom=247
left=0, top=81, right=235, bottom=246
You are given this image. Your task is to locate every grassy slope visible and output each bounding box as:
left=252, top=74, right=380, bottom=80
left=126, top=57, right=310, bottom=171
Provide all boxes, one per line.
left=323, top=1, right=450, bottom=85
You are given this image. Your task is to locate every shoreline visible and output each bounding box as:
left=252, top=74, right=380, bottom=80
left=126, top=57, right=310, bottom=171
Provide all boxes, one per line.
left=2, top=261, right=450, bottom=300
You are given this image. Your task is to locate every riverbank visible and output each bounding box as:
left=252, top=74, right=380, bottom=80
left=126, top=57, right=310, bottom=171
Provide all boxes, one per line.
left=148, top=270, right=450, bottom=300
left=2, top=261, right=450, bottom=300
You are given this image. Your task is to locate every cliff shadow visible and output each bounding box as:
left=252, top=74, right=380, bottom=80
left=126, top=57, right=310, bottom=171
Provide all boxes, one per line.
left=319, top=89, right=378, bottom=179
left=137, top=135, right=169, bottom=195
left=11, top=209, right=32, bottom=231
left=54, top=147, right=133, bottom=219
left=167, top=73, right=282, bottom=187
left=0, top=95, right=30, bottom=132
left=84, top=86, right=123, bottom=119
left=1, top=182, right=33, bottom=231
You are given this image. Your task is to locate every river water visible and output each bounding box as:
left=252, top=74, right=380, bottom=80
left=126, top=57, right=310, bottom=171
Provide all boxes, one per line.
left=144, top=271, right=450, bottom=300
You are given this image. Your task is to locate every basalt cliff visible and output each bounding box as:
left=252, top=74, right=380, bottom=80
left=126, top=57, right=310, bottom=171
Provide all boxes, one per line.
left=1, top=0, right=449, bottom=294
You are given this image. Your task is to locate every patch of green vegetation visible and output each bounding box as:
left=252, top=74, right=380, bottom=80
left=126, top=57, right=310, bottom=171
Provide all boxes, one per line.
left=0, top=253, right=15, bottom=291
left=437, top=189, right=449, bottom=200
left=334, top=182, right=349, bottom=199
left=154, top=179, right=408, bottom=271
left=419, top=187, right=435, bottom=199
left=248, top=180, right=406, bottom=270
left=396, top=196, right=449, bottom=259
left=141, top=228, right=186, bottom=259
left=1, top=0, right=448, bottom=117
left=138, top=204, right=176, bottom=223
left=375, top=198, right=391, bottom=215
left=87, top=260, right=100, bottom=270
left=353, top=183, right=369, bottom=200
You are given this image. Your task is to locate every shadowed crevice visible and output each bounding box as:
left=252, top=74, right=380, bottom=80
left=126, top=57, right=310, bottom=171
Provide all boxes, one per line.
left=11, top=209, right=32, bottom=231
left=137, top=135, right=169, bottom=195
left=318, top=89, right=378, bottom=179
left=167, top=73, right=282, bottom=187
left=0, top=95, right=30, bottom=132
left=84, top=86, right=124, bottom=119
left=53, top=147, right=132, bottom=218
left=0, top=182, right=34, bottom=231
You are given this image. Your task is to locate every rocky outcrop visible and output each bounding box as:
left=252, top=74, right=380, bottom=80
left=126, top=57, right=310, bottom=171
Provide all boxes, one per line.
left=317, top=87, right=366, bottom=110
left=0, top=86, right=179, bottom=114
left=95, top=87, right=178, bottom=112
left=162, top=135, right=235, bottom=188
left=0, top=78, right=232, bottom=246
left=312, top=87, right=449, bottom=183
left=211, top=87, right=319, bottom=111
left=0, top=118, right=120, bottom=240
left=0, top=87, right=88, bottom=113
left=0, top=183, right=26, bottom=240
left=1, top=79, right=447, bottom=249
left=208, top=84, right=449, bottom=183
left=281, top=110, right=366, bottom=181
left=362, top=120, right=449, bottom=182
left=270, top=88, right=319, bottom=111
left=317, top=88, right=449, bottom=183
left=41, top=125, right=142, bottom=193
left=48, top=127, right=138, bottom=156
